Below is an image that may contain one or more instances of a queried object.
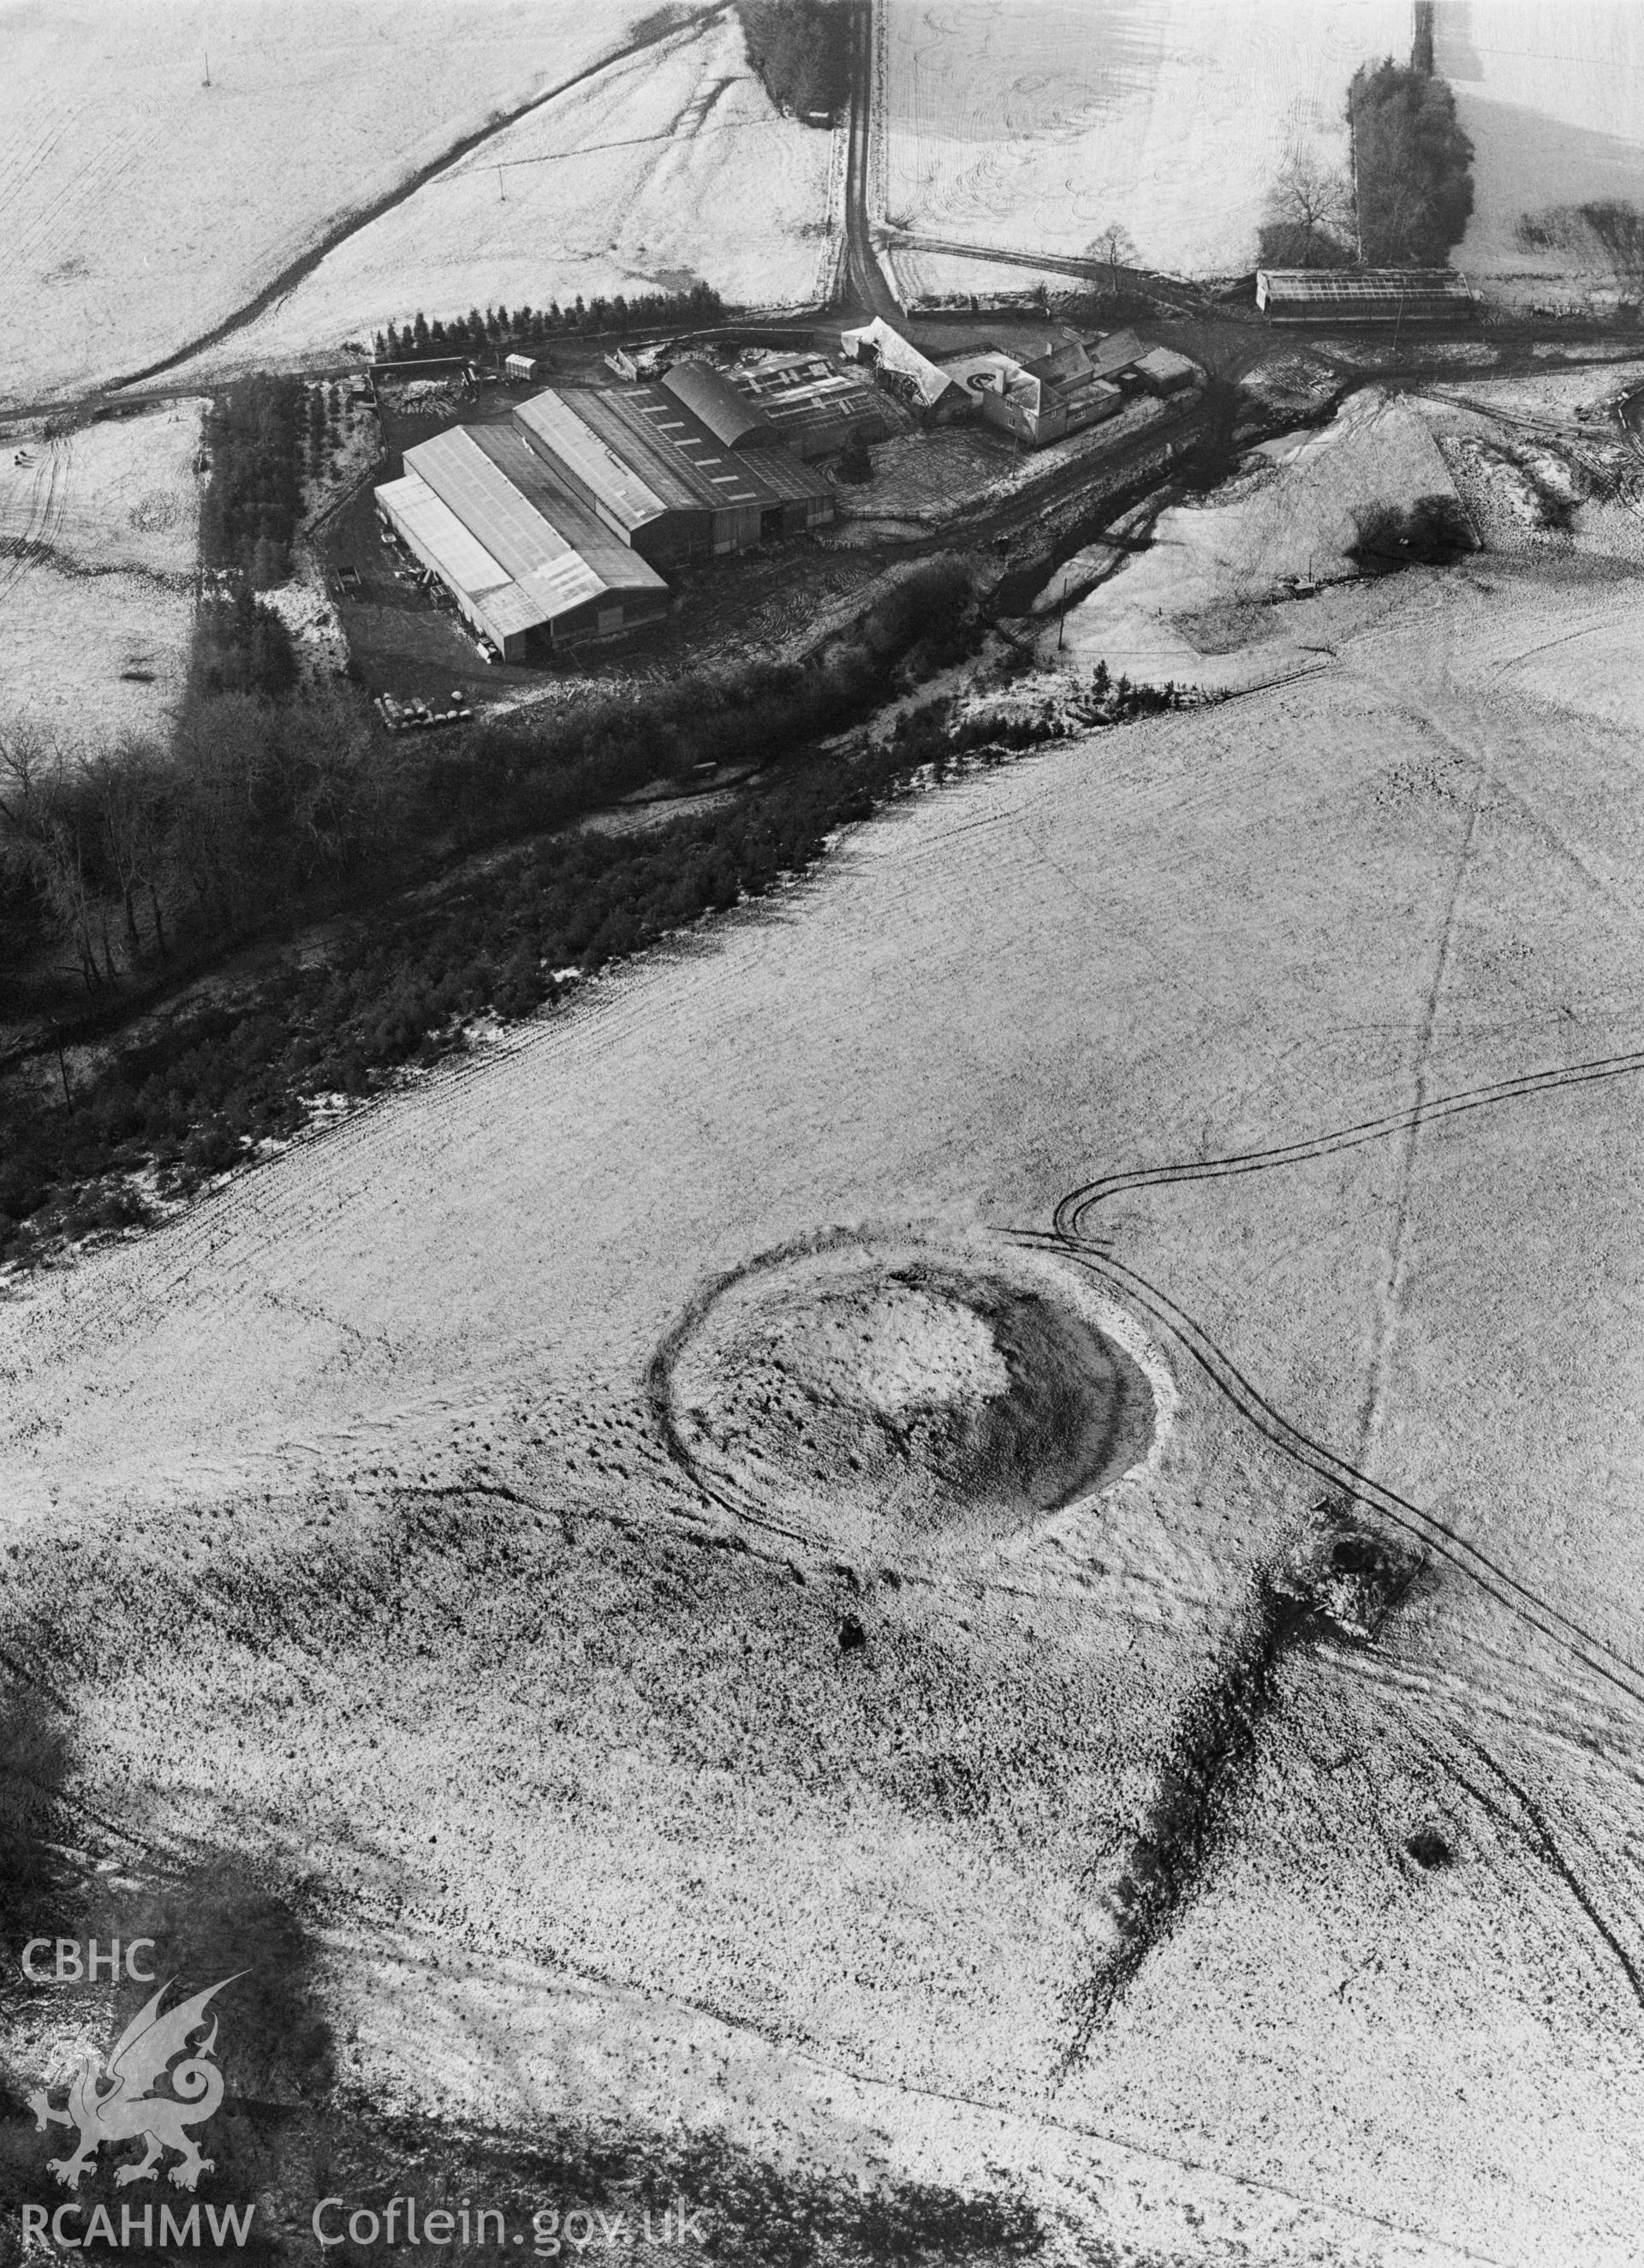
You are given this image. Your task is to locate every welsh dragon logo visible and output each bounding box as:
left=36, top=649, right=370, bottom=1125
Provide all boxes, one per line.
left=28, top=1974, right=241, bottom=2192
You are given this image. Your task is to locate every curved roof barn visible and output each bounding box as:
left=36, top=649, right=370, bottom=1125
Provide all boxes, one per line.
left=658, top=359, right=779, bottom=450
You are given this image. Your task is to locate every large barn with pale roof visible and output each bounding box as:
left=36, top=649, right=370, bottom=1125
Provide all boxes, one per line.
left=374, top=424, right=670, bottom=663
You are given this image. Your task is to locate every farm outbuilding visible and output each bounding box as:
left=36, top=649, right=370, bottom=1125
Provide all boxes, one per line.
left=1256, top=269, right=1477, bottom=322
left=942, top=339, right=1123, bottom=448
left=727, top=353, right=891, bottom=459
left=658, top=359, right=779, bottom=450
left=374, top=424, right=669, bottom=661
left=605, top=344, right=672, bottom=384
left=840, top=319, right=966, bottom=421
left=1087, top=328, right=1149, bottom=380
left=1133, top=344, right=1199, bottom=393
left=511, top=385, right=833, bottom=564
left=504, top=352, right=546, bottom=382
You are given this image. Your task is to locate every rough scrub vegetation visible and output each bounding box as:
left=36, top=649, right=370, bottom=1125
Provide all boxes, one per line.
left=1348, top=493, right=1475, bottom=570
left=1516, top=200, right=1644, bottom=293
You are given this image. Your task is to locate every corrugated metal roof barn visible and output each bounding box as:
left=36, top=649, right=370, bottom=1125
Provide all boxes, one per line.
left=513, top=386, right=832, bottom=563
left=658, top=359, right=780, bottom=451
left=375, top=424, right=668, bottom=660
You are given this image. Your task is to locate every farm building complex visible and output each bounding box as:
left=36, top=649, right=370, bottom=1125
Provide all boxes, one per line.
left=371, top=321, right=1202, bottom=665
left=375, top=377, right=836, bottom=656
left=942, top=327, right=1196, bottom=448
left=1256, top=269, right=1477, bottom=322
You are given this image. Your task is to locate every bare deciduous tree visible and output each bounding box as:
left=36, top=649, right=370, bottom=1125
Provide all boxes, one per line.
left=1261, top=148, right=1355, bottom=267
left=1087, top=219, right=1140, bottom=295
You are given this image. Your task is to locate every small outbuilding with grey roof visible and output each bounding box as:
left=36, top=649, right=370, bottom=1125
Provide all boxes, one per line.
left=374, top=423, right=669, bottom=662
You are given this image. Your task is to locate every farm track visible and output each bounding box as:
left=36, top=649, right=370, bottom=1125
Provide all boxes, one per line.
left=838, top=0, right=902, bottom=319
left=95, top=3, right=736, bottom=397
left=885, top=230, right=1207, bottom=316
left=1024, top=1040, right=1644, bottom=1716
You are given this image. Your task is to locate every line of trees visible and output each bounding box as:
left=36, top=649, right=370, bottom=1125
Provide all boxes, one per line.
left=736, top=0, right=851, bottom=122
left=374, top=284, right=726, bottom=362
left=199, top=375, right=305, bottom=586
left=307, top=379, right=347, bottom=479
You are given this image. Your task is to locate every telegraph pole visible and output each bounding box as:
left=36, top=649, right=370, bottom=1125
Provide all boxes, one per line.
left=202, top=46, right=211, bottom=86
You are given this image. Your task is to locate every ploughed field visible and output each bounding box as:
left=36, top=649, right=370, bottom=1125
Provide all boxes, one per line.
left=6, top=554, right=1644, bottom=2259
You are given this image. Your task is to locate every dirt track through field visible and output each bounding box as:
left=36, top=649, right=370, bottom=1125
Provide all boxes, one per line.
left=839, top=0, right=901, bottom=318
left=1354, top=702, right=1495, bottom=1477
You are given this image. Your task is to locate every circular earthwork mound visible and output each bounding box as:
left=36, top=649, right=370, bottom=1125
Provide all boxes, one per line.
left=651, top=1228, right=1161, bottom=1556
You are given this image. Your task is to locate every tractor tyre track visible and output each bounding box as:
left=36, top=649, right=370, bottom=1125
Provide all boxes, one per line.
left=1021, top=1239, right=1644, bottom=1716
left=1049, top=1044, right=1644, bottom=1243
left=1026, top=1023, right=1644, bottom=2047
left=1458, top=1736, right=1644, bottom=2016
left=1027, top=1036, right=1644, bottom=1716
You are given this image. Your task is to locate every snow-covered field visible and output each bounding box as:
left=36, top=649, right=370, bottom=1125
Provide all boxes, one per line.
left=1046, top=387, right=1462, bottom=692
left=1438, top=3, right=1644, bottom=278
left=8, top=553, right=1644, bottom=2258
left=2, top=0, right=837, bottom=410
left=0, top=399, right=206, bottom=742
left=0, top=0, right=652, bottom=409
left=882, top=0, right=1644, bottom=285
left=881, top=0, right=1411, bottom=275
left=1047, top=356, right=1644, bottom=692
left=177, top=12, right=842, bottom=386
